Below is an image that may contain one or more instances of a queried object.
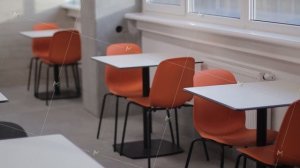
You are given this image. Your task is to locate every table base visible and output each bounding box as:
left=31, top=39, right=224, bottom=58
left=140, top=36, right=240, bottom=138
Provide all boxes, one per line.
left=35, top=90, right=80, bottom=100
left=115, top=139, right=183, bottom=159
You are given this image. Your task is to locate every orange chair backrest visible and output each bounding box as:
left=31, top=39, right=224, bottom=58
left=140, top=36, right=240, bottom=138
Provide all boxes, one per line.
left=32, top=23, right=59, bottom=56
left=274, top=100, right=300, bottom=166
left=48, top=30, right=81, bottom=64
left=193, top=69, right=246, bottom=135
left=150, top=57, right=195, bottom=108
left=105, top=43, right=142, bottom=90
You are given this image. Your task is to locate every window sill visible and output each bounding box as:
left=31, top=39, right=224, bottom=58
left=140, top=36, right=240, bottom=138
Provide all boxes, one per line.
left=61, top=3, right=80, bottom=18
left=125, top=13, right=300, bottom=49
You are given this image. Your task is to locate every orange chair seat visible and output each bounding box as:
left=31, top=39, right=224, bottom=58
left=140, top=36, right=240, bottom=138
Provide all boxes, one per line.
left=127, top=97, right=151, bottom=107
left=237, top=145, right=276, bottom=166
left=109, top=85, right=143, bottom=98
left=199, top=128, right=278, bottom=147
left=33, top=51, right=49, bottom=59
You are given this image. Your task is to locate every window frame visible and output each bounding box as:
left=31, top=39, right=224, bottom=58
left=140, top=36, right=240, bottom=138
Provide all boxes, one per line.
left=143, top=0, right=300, bottom=36
left=143, top=0, right=186, bottom=15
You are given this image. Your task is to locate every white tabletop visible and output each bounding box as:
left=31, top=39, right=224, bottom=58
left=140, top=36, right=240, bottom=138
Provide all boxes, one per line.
left=0, top=134, right=104, bottom=168
left=185, top=80, right=300, bottom=110
left=92, top=53, right=203, bottom=69
left=0, top=92, right=8, bottom=103
left=20, top=29, right=60, bottom=38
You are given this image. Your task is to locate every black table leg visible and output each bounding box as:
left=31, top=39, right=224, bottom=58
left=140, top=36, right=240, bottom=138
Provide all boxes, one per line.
left=53, top=65, right=61, bottom=95
left=142, top=67, right=150, bottom=148
left=256, top=108, right=267, bottom=168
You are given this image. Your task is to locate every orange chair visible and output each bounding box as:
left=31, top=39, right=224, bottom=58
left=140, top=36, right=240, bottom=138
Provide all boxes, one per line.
left=96, top=43, right=143, bottom=152
left=185, top=69, right=277, bottom=168
left=120, top=57, right=195, bottom=168
left=27, top=23, right=59, bottom=92
left=235, top=100, right=300, bottom=168
left=36, top=30, right=81, bottom=105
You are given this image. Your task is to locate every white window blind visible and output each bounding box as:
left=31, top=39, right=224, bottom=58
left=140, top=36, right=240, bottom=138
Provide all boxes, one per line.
left=190, top=0, right=240, bottom=18
left=150, top=0, right=181, bottom=5
left=253, top=0, right=300, bottom=26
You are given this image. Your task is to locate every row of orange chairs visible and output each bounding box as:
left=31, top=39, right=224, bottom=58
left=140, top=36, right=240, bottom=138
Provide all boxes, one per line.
left=27, top=23, right=81, bottom=105
left=96, top=43, right=300, bottom=168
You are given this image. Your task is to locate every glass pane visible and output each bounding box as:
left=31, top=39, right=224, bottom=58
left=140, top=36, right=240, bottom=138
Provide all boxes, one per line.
left=190, top=0, right=240, bottom=18
left=150, top=0, right=181, bottom=6
left=66, top=0, right=80, bottom=5
left=253, top=0, right=300, bottom=26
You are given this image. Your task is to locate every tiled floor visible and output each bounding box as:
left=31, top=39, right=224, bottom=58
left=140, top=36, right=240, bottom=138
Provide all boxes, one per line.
left=0, top=85, right=247, bottom=168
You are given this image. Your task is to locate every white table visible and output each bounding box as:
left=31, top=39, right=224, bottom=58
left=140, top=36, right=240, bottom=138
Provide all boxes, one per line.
left=20, top=29, right=60, bottom=38
left=185, top=80, right=300, bottom=168
left=92, top=53, right=203, bottom=69
left=92, top=53, right=203, bottom=159
left=0, top=134, right=104, bottom=168
left=0, top=92, right=8, bottom=103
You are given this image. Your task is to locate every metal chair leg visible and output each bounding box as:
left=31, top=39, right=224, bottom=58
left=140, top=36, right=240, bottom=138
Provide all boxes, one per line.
left=243, top=156, right=247, bottom=168
left=113, top=96, right=119, bottom=152
left=149, top=111, right=152, bottom=133
left=96, top=93, right=112, bottom=139
left=75, top=64, right=81, bottom=94
left=235, top=154, right=243, bottom=168
left=147, top=109, right=152, bottom=168
left=174, top=108, right=180, bottom=148
left=166, top=109, right=175, bottom=144
left=64, top=66, right=69, bottom=88
left=46, top=65, right=50, bottom=106
left=120, top=102, right=132, bottom=155
left=27, top=57, right=35, bottom=91
left=185, top=138, right=203, bottom=168
left=202, top=140, right=210, bottom=161
left=220, top=145, right=225, bottom=168
left=36, top=61, right=43, bottom=97
left=72, top=64, right=81, bottom=95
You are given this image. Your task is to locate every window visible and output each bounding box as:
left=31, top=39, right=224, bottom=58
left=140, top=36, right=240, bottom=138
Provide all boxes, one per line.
left=190, top=0, right=240, bottom=18
left=150, top=0, right=181, bottom=6
left=144, top=0, right=185, bottom=15
left=66, top=0, right=80, bottom=5
left=253, top=0, right=300, bottom=26
left=143, top=0, right=300, bottom=35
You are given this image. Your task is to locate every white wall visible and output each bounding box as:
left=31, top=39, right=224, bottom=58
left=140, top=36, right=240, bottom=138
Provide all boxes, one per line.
left=81, top=0, right=142, bottom=116
left=0, top=0, right=74, bottom=87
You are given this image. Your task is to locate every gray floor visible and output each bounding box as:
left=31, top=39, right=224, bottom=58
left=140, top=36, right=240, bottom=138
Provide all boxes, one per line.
left=0, top=85, right=248, bottom=168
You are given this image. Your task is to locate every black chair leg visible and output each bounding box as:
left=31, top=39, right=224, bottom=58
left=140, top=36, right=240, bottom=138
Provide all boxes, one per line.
left=149, top=111, right=152, bottom=133
left=174, top=108, right=180, bottom=148
left=75, top=64, right=81, bottom=94
left=185, top=138, right=203, bottom=168
left=46, top=65, right=50, bottom=106
left=235, top=154, right=243, bottom=168
left=220, top=145, right=225, bottom=168
left=113, top=96, right=119, bottom=152
left=166, top=109, right=175, bottom=144
left=36, top=61, right=43, bottom=97
left=243, top=156, right=247, bottom=168
left=34, top=58, right=39, bottom=96
left=120, top=102, right=132, bottom=155
left=64, top=66, right=69, bottom=88
left=72, top=64, right=81, bottom=95
left=96, top=93, right=112, bottom=139
left=147, top=109, right=152, bottom=168
left=202, top=140, right=210, bottom=161
left=27, top=57, right=35, bottom=91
